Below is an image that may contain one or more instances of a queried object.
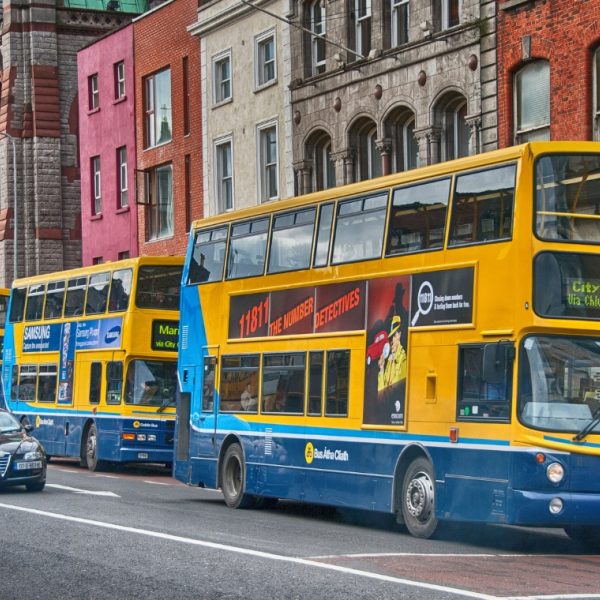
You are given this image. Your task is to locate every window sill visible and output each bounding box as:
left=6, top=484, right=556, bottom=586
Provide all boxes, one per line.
left=254, top=79, right=277, bottom=94
left=112, top=95, right=127, bottom=105
left=212, top=97, right=233, bottom=109
left=143, top=139, right=172, bottom=151
left=87, top=107, right=101, bottom=116
left=116, top=206, right=130, bottom=214
left=146, top=233, right=174, bottom=243
left=90, top=213, right=103, bottom=221
left=500, top=0, right=534, bottom=10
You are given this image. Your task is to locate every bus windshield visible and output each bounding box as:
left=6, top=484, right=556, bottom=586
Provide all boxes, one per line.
left=136, top=265, right=182, bottom=310
left=125, top=360, right=177, bottom=407
left=535, top=154, right=600, bottom=243
left=519, top=335, right=600, bottom=433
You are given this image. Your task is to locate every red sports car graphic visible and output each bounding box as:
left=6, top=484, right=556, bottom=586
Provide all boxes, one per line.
left=366, top=330, right=389, bottom=365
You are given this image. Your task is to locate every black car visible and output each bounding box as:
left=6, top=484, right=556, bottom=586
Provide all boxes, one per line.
left=0, top=409, right=46, bottom=492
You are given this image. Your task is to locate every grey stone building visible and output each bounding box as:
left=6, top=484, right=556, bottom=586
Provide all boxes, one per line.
left=288, top=0, right=497, bottom=194
left=0, top=0, right=144, bottom=286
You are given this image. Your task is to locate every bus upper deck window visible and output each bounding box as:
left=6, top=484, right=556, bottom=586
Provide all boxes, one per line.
left=136, top=265, right=182, bottom=310
left=449, top=164, right=516, bottom=247
left=109, top=268, right=132, bottom=312
left=268, top=208, right=315, bottom=274
left=86, top=272, right=110, bottom=315
left=313, top=203, right=333, bottom=267
left=226, top=218, right=269, bottom=280
left=44, top=281, right=65, bottom=320
left=9, top=287, right=26, bottom=323
left=64, top=277, right=88, bottom=317
left=386, top=178, right=451, bottom=256
left=25, top=284, right=46, bottom=321
left=331, top=193, right=388, bottom=264
left=189, top=226, right=227, bottom=284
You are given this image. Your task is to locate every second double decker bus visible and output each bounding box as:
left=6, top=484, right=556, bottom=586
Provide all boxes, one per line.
left=174, top=142, right=600, bottom=548
left=2, top=256, right=183, bottom=470
left=0, top=287, right=9, bottom=409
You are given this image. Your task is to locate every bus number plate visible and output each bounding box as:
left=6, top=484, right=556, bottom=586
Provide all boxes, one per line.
left=137, top=453, right=149, bottom=459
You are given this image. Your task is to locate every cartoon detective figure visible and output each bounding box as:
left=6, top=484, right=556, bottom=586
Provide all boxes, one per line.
left=377, top=315, right=407, bottom=391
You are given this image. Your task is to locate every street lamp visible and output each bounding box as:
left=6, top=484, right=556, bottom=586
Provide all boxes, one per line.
left=0, top=132, right=18, bottom=280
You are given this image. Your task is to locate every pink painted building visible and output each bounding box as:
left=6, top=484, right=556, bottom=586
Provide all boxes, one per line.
left=77, top=23, right=138, bottom=265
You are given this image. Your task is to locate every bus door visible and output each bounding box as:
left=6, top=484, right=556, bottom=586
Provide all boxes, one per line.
left=193, top=349, right=219, bottom=458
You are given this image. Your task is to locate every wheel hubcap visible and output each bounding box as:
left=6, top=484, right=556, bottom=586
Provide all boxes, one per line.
left=405, top=471, right=434, bottom=522
left=87, top=432, right=96, bottom=460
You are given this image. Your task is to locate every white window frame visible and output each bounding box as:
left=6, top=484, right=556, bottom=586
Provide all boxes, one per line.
left=214, top=136, right=234, bottom=213
left=257, top=120, right=279, bottom=203
left=355, top=0, right=372, bottom=57
left=442, top=100, right=469, bottom=161
left=145, top=164, right=174, bottom=241
left=313, top=138, right=335, bottom=191
left=117, top=146, right=128, bottom=209
left=514, top=60, right=551, bottom=143
left=255, top=30, right=277, bottom=89
left=213, top=50, right=232, bottom=105
left=441, top=0, right=462, bottom=30
left=115, top=61, right=126, bottom=99
left=310, top=0, right=326, bottom=75
left=92, top=156, right=101, bottom=215
left=391, top=0, right=409, bottom=47
left=89, top=74, right=99, bottom=110
left=144, top=68, right=172, bottom=149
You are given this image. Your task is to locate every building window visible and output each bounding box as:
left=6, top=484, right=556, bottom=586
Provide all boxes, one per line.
left=443, top=99, right=469, bottom=161
left=355, top=0, right=372, bottom=58
left=144, top=68, right=172, bottom=148
left=117, top=146, right=128, bottom=209
left=314, top=138, right=335, bottom=191
left=258, top=123, right=279, bottom=202
left=92, top=257, right=103, bottom=265
left=215, top=138, right=233, bottom=213
left=394, top=116, right=419, bottom=172
left=118, top=251, right=129, bottom=260
left=88, top=73, right=99, bottom=110
left=309, top=0, right=326, bottom=75
left=438, top=0, right=461, bottom=29
left=145, top=164, right=173, bottom=240
left=91, top=156, right=101, bottom=215
left=213, top=51, right=232, bottom=104
left=256, top=31, right=276, bottom=87
left=391, top=0, right=409, bottom=46
left=183, top=56, right=190, bottom=136
left=114, top=61, right=125, bottom=99
left=515, top=61, right=550, bottom=142
left=356, top=126, right=381, bottom=181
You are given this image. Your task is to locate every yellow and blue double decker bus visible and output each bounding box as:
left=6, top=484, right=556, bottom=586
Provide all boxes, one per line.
left=174, top=142, right=600, bottom=547
left=2, top=256, right=183, bottom=470
left=0, top=287, right=9, bottom=409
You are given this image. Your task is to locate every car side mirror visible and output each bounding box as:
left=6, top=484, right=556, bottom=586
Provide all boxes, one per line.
left=24, top=424, right=34, bottom=433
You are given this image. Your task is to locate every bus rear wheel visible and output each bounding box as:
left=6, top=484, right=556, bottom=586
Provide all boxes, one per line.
left=220, top=443, right=254, bottom=509
left=401, top=457, right=438, bottom=539
left=565, top=526, right=600, bottom=550
left=84, top=423, right=107, bottom=472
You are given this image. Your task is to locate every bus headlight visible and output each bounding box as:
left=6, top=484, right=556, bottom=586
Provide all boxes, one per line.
left=546, top=462, right=565, bottom=484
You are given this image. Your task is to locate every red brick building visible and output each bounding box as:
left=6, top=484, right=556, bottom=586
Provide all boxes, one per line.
left=497, top=0, right=600, bottom=147
left=133, top=0, right=203, bottom=257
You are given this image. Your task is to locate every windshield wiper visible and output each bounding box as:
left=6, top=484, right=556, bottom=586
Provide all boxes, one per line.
left=157, top=398, right=173, bottom=413
left=573, top=405, right=600, bottom=442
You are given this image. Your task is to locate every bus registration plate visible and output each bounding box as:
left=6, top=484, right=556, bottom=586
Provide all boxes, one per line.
left=137, top=453, right=149, bottom=459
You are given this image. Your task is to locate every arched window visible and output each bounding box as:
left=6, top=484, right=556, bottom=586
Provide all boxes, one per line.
left=437, top=95, right=469, bottom=161
left=514, top=60, right=550, bottom=142
left=314, top=138, right=335, bottom=191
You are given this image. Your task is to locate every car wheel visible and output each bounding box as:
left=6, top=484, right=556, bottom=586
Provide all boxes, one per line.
left=220, top=443, right=254, bottom=509
left=26, top=480, right=45, bottom=492
left=401, top=457, right=439, bottom=539
left=84, top=423, right=107, bottom=472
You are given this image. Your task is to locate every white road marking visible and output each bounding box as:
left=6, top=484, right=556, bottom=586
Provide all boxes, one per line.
left=90, top=474, right=119, bottom=479
left=1, top=502, right=592, bottom=600
left=143, top=480, right=171, bottom=486
left=46, top=484, right=120, bottom=497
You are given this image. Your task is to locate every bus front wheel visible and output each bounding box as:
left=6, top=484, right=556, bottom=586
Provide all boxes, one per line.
left=401, top=457, right=438, bottom=539
left=84, top=423, right=106, bottom=472
left=220, top=444, right=254, bottom=509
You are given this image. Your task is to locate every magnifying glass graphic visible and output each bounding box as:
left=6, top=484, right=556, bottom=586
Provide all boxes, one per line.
left=411, top=280, right=434, bottom=326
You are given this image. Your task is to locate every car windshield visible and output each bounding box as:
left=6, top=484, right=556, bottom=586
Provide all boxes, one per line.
left=0, top=411, right=21, bottom=433
left=518, top=335, right=600, bottom=433
left=124, top=360, right=177, bottom=407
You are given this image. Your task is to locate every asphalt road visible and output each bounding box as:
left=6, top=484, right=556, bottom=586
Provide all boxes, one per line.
left=1, top=461, right=599, bottom=600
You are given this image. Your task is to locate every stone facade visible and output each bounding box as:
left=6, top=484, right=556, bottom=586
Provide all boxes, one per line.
left=288, top=0, right=498, bottom=194
left=0, top=1, right=137, bottom=285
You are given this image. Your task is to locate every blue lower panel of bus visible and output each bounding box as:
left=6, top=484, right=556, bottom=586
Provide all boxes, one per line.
left=20, top=410, right=174, bottom=464
left=176, top=418, right=600, bottom=527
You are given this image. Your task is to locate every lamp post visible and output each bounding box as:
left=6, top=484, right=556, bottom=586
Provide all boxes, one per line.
left=0, top=132, right=18, bottom=280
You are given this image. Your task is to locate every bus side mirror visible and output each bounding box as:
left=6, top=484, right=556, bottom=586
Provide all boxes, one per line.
left=483, top=342, right=514, bottom=385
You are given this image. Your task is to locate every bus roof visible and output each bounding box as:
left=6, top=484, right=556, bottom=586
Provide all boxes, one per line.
left=190, top=141, right=600, bottom=231
left=11, top=255, right=184, bottom=288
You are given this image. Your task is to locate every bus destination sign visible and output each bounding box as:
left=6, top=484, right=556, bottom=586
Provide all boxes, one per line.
left=151, top=320, right=179, bottom=352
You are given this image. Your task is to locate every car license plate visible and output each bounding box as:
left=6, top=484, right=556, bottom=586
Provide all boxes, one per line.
left=137, top=452, right=149, bottom=459
left=15, top=461, right=42, bottom=470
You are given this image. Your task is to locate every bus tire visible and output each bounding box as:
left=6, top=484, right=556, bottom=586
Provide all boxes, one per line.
left=564, top=526, right=600, bottom=550
left=84, top=423, right=107, bottom=472
left=220, top=443, right=254, bottom=509
left=401, top=457, right=438, bottom=539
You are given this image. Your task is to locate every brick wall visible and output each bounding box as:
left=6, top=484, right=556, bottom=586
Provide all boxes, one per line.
left=134, top=0, right=203, bottom=258
left=497, top=0, right=600, bottom=146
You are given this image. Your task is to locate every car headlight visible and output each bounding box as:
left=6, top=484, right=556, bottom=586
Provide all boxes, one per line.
left=546, top=462, right=565, bottom=484
left=19, top=441, right=38, bottom=453
left=23, top=451, right=42, bottom=461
